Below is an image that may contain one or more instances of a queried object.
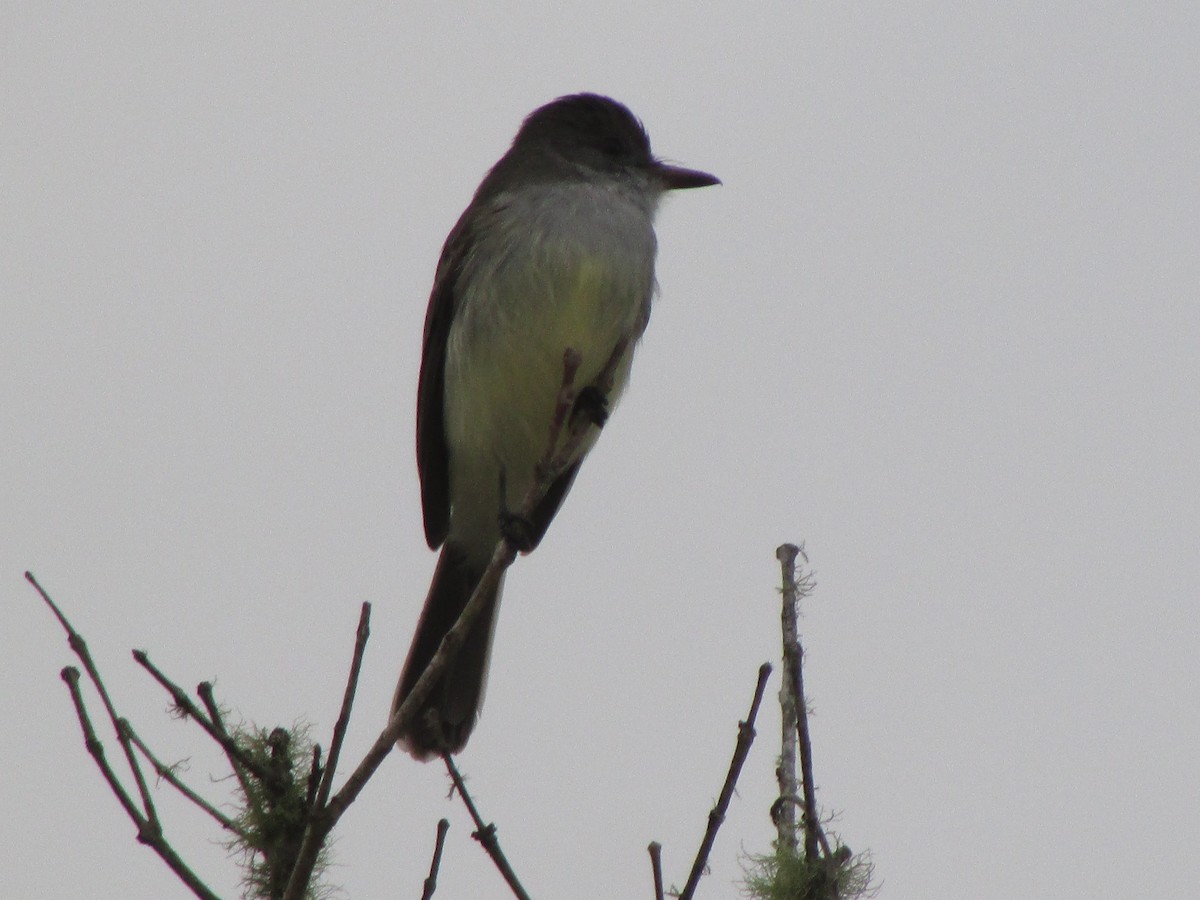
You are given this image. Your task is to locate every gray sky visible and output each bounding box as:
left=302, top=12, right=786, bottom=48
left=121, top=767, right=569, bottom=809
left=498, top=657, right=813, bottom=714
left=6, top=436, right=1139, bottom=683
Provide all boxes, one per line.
left=4, top=5, right=1197, bottom=899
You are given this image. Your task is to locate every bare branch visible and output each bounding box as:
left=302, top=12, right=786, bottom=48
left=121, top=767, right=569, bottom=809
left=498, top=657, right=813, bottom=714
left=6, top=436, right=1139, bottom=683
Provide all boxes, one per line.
left=419, top=819, right=451, bottom=900
left=775, top=544, right=829, bottom=860
left=316, top=601, right=371, bottom=810
left=197, top=680, right=258, bottom=806
left=679, top=662, right=772, bottom=900
left=775, top=543, right=802, bottom=852
left=443, top=754, right=531, bottom=900
left=28, top=572, right=159, bottom=824
left=124, top=723, right=249, bottom=839
left=131, top=649, right=272, bottom=788
left=305, top=743, right=323, bottom=811
left=59, top=665, right=221, bottom=900
left=648, top=841, right=665, bottom=900
left=60, top=668, right=151, bottom=834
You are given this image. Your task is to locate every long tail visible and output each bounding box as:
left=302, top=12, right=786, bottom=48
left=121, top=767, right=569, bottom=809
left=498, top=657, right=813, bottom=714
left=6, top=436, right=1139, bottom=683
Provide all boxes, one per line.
left=392, top=541, right=503, bottom=759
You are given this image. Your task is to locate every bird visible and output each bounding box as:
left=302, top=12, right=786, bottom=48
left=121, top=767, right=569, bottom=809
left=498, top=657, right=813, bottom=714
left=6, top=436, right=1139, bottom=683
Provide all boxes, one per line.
left=392, top=93, right=718, bottom=759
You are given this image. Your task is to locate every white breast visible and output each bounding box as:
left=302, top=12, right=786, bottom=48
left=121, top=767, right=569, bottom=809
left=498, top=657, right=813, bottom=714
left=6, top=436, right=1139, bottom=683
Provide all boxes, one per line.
left=442, top=178, right=658, bottom=544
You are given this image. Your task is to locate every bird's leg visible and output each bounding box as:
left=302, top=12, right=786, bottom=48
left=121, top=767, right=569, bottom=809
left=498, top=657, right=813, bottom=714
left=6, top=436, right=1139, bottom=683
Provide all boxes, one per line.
left=496, top=467, right=536, bottom=552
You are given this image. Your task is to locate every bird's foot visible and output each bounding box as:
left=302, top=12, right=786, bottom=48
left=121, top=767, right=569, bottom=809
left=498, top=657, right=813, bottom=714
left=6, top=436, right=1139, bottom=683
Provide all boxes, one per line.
left=571, top=385, right=609, bottom=429
left=496, top=467, right=536, bottom=552
left=498, top=510, right=537, bottom=553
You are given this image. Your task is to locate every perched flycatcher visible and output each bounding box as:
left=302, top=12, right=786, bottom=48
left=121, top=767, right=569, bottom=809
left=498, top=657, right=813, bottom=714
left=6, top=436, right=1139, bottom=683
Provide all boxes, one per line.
left=393, top=93, right=718, bottom=758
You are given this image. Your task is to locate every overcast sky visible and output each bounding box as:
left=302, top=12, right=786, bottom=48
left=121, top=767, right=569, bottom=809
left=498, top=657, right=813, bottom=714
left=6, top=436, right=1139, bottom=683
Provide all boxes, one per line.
left=4, top=5, right=1198, bottom=899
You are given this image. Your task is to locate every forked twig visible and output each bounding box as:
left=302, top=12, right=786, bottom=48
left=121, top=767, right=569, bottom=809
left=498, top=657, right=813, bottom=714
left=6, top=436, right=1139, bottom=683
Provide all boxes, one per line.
left=32, top=571, right=222, bottom=900
left=125, top=724, right=248, bottom=839
left=131, top=650, right=272, bottom=787
left=60, top=668, right=154, bottom=837
left=27, top=572, right=160, bottom=824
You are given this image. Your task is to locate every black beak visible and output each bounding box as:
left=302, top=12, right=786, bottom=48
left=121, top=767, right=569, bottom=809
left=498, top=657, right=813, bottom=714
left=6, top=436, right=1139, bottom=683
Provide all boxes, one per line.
left=655, top=162, right=721, bottom=190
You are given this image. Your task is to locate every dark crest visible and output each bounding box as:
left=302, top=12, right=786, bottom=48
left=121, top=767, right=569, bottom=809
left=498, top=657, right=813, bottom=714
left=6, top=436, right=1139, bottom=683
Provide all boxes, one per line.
left=511, top=93, right=654, bottom=171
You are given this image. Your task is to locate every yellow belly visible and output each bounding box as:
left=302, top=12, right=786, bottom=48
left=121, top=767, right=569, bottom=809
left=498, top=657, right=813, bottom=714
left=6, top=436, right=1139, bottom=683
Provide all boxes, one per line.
left=449, top=281, right=647, bottom=542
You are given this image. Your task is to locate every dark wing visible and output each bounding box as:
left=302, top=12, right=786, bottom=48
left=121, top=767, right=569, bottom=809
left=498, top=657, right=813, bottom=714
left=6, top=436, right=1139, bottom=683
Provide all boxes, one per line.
left=416, top=216, right=474, bottom=549
left=526, top=459, right=583, bottom=549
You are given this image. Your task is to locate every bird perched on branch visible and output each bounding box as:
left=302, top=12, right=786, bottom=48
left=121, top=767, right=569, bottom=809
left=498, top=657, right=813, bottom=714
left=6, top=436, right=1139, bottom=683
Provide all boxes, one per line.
left=393, top=93, right=718, bottom=759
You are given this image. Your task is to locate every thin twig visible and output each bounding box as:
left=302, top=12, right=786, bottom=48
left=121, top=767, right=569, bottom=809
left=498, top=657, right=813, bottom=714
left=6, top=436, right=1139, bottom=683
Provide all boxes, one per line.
left=306, top=744, right=323, bottom=811
left=124, top=723, right=249, bottom=839
left=648, top=841, right=665, bottom=900
left=60, top=666, right=221, bottom=900
left=443, top=754, right=531, bottom=900
left=316, top=601, right=371, bottom=810
left=197, top=680, right=257, bottom=805
left=680, top=662, right=772, bottom=900
left=131, top=650, right=271, bottom=786
left=419, top=819, right=451, bottom=900
left=790, top=646, right=832, bottom=860
left=28, top=572, right=160, bottom=825
left=61, top=668, right=151, bottom=834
